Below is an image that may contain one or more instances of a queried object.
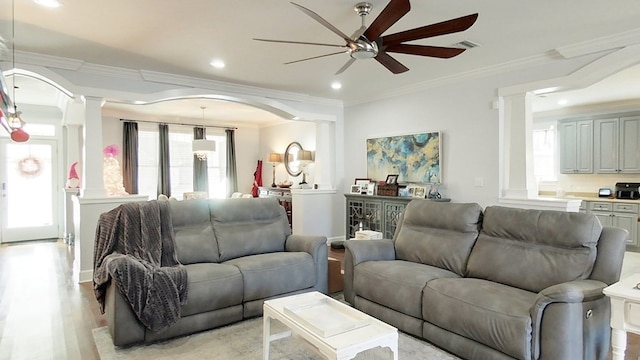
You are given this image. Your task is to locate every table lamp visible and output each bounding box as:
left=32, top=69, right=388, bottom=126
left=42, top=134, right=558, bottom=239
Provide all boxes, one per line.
left=268, top=153, right=283, bottom=187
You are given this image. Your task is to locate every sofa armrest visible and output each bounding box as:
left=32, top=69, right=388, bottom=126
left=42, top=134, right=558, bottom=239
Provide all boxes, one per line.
left=530, top=279, right=608, bottom=359
left=343, top=239, right=396, bottom=304
left=285, top=234, right=328, bottom=294
left=535, top=279, right=607, bottom=304
left=105, top=281, right=146, bottom=346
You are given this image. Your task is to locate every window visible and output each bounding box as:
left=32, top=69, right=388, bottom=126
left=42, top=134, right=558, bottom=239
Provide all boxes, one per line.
left=137, top=124, right=227, bottom=200
left=137, top=127, right=159, bottom=199
left=206, top=134, right=227, bottom=199
left=532, top=127, right=556, bottom=182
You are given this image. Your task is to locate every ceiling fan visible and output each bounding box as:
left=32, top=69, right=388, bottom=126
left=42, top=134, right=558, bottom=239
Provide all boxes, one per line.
left=254, top=0, right=478, bottom=75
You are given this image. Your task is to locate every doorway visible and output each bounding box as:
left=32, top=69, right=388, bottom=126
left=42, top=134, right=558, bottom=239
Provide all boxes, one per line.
left=0, top=138, right=60, bottom=242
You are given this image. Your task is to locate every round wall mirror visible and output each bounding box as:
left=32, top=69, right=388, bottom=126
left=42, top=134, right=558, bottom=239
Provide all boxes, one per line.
left=284, top=141, right=303, bottom=177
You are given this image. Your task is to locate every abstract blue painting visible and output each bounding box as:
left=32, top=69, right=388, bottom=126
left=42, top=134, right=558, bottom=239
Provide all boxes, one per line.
left=366, top=132, right=441, bottom=184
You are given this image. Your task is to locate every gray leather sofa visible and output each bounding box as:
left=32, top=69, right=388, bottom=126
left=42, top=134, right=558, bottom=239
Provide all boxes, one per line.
left=344, top=201, right=627, bottom=360
left=104, top=198, right=328, bottom=346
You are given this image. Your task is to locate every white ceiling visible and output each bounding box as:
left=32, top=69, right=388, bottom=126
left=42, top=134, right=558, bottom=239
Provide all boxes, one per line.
left=1, top=0, right=640, bottom=123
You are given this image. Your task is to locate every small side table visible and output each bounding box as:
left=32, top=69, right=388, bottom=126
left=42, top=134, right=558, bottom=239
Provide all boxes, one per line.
left=603, top=273, right=640, bottom=360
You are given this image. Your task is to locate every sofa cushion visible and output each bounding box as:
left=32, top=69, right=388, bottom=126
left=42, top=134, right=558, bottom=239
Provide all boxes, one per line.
left=170, top=199, right=219, bottom=264
left=181, top=263, right=243, bottom=317
left=225, top=252, right=315, bottom=301
left=423, top=278, right=537, bottom=360
left=354, top=260, right=459, bottom=318
left=210, top=198, right=290, bottom=261
left=394, top=201, right=483, bottom=276
left=466, top=206, right=602, bottom=293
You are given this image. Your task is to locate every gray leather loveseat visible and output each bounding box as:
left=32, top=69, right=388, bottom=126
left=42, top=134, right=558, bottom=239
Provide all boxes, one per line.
left=344, top=201, right=627, bottom=360
left=102, top=198, right=328, bottom=346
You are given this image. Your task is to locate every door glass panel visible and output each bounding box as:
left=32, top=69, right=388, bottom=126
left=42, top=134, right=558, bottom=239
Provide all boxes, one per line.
left=5, top=143, right=53, bottom=228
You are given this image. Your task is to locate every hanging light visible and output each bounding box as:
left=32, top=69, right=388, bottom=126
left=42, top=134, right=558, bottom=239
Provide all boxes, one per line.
left=1, top=0, right=30, bottom=142
left=192, top=106, right=216, bottom=160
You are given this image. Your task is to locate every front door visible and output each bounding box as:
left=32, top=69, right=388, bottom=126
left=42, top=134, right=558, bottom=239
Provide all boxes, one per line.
left=0, top=138, right=59, bottom=242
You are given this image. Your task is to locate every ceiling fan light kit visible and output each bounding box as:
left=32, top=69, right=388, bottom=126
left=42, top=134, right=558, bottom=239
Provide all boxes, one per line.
left=255, top=0, right=478, bottom=75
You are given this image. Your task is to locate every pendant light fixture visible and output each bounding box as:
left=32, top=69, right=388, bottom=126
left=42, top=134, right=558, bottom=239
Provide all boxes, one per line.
left=4, top=0, right=29, bottom=142
left=192, top=106, right=216, bottom=160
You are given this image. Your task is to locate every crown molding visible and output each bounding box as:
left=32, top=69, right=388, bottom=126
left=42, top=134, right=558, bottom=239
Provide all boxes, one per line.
left=345, top=28, right=640, bottom=106
left=554, top=28, right=640, bottom=59
left=79, top=63, right=142, bottom=79
left=346, top=52, right=553, bottom=106
left=0, top=50, right=84, bottom=71
left=139, top=70, right=342, bottom=107
left=0, top=50, right=342, bottom=109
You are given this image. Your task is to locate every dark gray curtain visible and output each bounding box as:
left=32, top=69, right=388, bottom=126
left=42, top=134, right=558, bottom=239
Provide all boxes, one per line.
left=226, top=129, right=238, bottom=197
left=122, top=121, right=138, bottom=194
left=158, top=123, right=171, bottom=197
left=193, top=127, right=208, bottom=193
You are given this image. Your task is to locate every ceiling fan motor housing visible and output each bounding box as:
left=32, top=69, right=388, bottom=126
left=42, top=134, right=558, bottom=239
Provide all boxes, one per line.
left=349, top=38, right=378, bottom=59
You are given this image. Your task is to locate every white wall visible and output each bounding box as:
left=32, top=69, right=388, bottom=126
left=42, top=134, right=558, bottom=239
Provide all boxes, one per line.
left=343, top=52, right=610, bottom=209
left=233, top=125, right=261, bottom=194
left=259, top=120, right=316, bottom=186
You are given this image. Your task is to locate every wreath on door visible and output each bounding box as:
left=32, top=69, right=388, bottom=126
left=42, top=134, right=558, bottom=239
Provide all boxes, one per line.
left=17, top=156, right=43, bottom=178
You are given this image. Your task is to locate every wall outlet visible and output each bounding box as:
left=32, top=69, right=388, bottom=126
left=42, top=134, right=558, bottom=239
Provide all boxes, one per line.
left=474, top=177, right=484, bottom=187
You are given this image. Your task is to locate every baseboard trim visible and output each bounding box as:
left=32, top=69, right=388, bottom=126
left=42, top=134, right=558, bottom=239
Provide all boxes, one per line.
left=78, top=269, right=93, bottom=283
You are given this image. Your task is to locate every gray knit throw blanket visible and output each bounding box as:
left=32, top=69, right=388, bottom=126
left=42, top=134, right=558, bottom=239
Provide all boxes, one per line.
left=93, top=200, right=188, bottom=333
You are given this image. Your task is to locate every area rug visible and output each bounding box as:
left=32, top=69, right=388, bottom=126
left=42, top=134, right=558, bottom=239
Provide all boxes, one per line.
left=93, top=317, right=460, bottom=360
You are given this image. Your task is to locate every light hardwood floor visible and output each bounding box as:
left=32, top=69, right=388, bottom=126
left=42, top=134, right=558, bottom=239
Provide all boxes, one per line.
left=0, top=240, right=638, bottom=360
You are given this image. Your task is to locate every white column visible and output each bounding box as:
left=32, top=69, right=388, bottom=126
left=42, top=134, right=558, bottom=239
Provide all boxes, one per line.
left=64, top=124, right=82, bottom=175
left=63, top=98, right=85, bottom=177
left=81, top=96, right=106, bottom=198
left=498, top=92, right=579, bottom=211
left=313, top=120, right=334, bottom=190
left=500, top=92, right=537, bottom=199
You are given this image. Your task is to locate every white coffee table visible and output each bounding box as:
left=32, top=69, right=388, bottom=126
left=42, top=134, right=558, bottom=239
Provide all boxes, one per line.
left=603, top=273, right=640, bottom=360
left=263, top=291, right=398, bottom=360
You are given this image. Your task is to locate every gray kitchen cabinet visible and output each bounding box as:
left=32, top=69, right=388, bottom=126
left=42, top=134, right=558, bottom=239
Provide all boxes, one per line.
left=559, top=119, right=593, bottom=174
left=587, top=201, right=639, bottom=248
left=619, top=116, right=640, bottom=173
left=594, top=118, right=619, bottom=173
left=594, top=116, right=640, bottom=173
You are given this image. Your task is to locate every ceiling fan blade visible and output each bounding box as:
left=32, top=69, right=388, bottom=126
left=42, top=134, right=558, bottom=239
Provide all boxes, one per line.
left=291, top=2, right=352, bottom=43
left=385, top=44, right=465, bottom=58
left=374, top=51, right=409, bottom=74
left=363, top=0, right=410, bottom=41
left=335, top=58, right=356, bottom=75
left=381, top=13, right=479, bottom=45
left=284, top=51, right=346, bottom=65
left=253, top=38, right=346, bottom=48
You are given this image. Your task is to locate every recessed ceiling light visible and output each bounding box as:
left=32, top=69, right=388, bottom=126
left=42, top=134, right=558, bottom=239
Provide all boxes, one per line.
left=557, top=99, right=569, bottom=106
left=210, top=59, right=225, bottom=69
left=331, top=82, right=342, bottom=90
left=34, top=0, right=62, bottom=8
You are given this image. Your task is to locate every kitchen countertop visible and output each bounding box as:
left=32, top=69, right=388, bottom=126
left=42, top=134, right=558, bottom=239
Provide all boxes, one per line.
left=538, top=191, right=640, bottom=205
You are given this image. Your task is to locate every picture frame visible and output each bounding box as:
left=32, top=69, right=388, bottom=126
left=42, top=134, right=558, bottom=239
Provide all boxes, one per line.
left=354, top=178, right=371, bottom=195
left=413, top=186, right=427, bottom=198
left=366, top=184, right=375, bottom=196
left=350, top=184, right=362, bottom=194
left=367, top=132, right=441, bottom=184
left=385, top=174, right=399, bottom=184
